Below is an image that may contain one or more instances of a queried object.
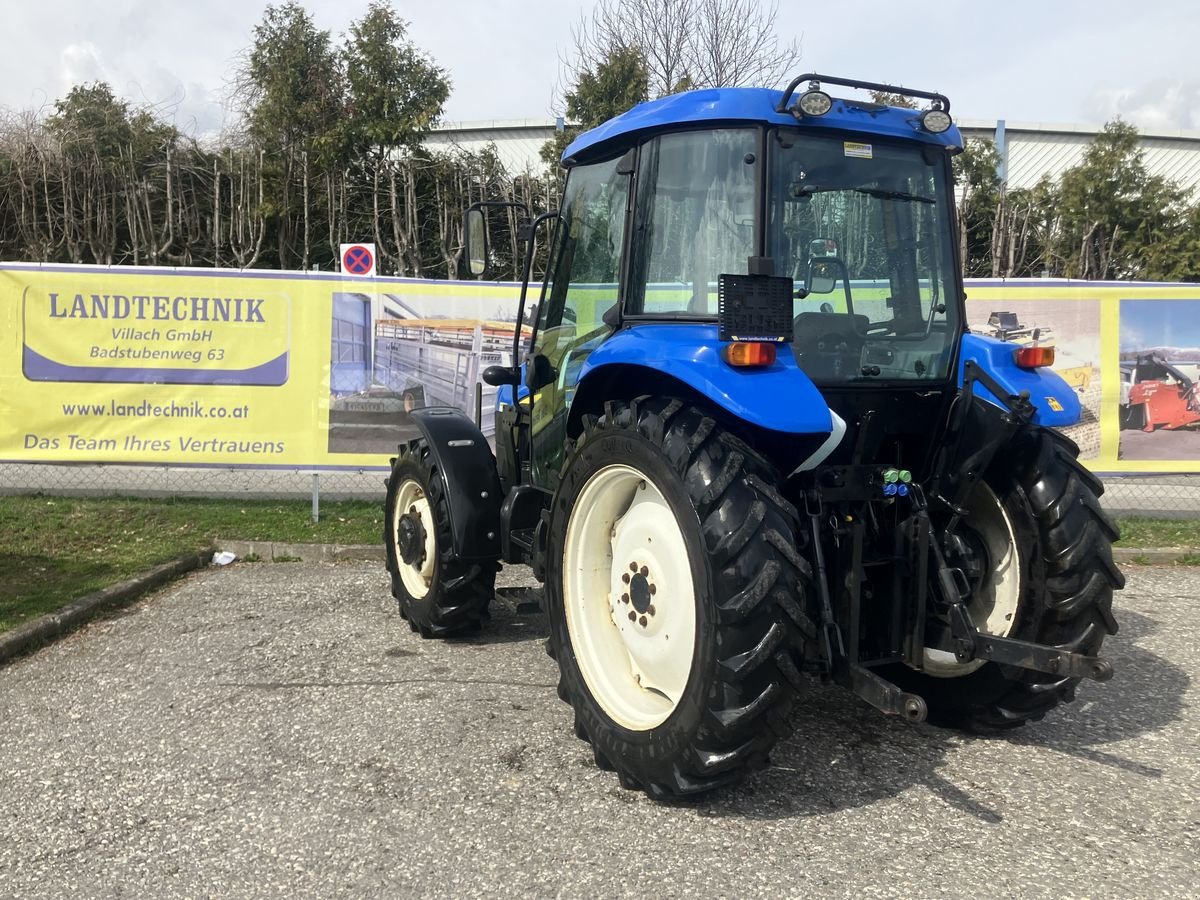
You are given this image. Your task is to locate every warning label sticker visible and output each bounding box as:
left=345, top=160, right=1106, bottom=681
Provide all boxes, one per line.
left=844, top=141, right=873, bottom=159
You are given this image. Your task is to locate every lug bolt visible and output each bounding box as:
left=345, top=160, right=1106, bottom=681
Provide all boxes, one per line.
left=639, top=615, right=648, bottom=627
left=647, top=604, right=655, bottom=616
left=628, top=611, right=637, bottom=622
left=622, top=593, right=630, bottom=604
left=640, top=566, right=648, bottom=577
left=629, top=562, right=638, bottom=572
left=409, top=505, right=416, bottom=514
left=622, top=573, right=630, bottom=584
left=648, top=584, right=656, bottom=595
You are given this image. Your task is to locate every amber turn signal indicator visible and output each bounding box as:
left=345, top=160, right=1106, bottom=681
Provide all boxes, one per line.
left=1013, top=345, right=1055, bottom=369
left=722, top=342, right=777, bottom=367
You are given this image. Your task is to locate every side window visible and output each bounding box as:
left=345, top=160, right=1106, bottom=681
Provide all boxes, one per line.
left=629, top=129, right=757, bottom=315
left=530, top=155, right=630, bottom=486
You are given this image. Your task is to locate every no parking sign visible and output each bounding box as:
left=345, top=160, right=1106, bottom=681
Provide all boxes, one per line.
left=340, top=243, right=376, bottom=277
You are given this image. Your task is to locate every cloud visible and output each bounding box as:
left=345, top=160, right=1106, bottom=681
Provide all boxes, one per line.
left=127, top=64, right=228, bottom=138
left=1085, top=79, right=1200, bottom=131
left=58, top=42, right=110, bottom=93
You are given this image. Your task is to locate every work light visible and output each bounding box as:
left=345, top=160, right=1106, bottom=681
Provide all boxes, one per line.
left=797, top=89, right=833, bottom=117
left=921, top=106, right=952, bottom=134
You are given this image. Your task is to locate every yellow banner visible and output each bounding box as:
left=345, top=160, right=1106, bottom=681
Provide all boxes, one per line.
left=964, top=280, right=1200, bottom=473
left=2, top=265, right=1197, bottom=472
left=1, top=265, right=523, bottom=469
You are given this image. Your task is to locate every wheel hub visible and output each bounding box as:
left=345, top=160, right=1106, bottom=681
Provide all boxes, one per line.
left=628, top=571, right=653, bottom=614
left=923, top=481, right=1021, bottom=677
left=396, top=510, right=426, bottom=566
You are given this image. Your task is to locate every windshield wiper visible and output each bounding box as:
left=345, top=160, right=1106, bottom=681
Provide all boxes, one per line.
left=789, top=184, right=936, bottom=204
left=853, top=187, right=935, bottom=204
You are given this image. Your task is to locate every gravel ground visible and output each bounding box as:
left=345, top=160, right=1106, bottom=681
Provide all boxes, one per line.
left=0, top=563, right=1195, bottom=899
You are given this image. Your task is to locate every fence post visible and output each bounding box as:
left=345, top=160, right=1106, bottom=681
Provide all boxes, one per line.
left=311, top=473, right=320, bottom=523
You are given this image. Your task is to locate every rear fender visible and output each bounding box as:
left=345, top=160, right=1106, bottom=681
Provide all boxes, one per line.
left=572, top=323, right=834, bottom=435
left=959, top=333, right=1081, bottom=427
left=407, top=407, right=502, bottom=561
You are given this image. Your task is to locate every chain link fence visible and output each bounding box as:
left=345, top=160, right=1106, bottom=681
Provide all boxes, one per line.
left=3, top=462, right=1198, bottom=520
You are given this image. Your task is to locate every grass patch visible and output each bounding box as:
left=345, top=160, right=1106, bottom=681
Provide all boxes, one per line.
left=0, top=495, right=382, bottom=633
left=1178, top=553, right=1200, bottom=567
left=1113, top=517, right=1200, bottom=550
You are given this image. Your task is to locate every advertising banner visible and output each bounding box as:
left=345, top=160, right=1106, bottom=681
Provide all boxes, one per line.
left=0, top=264, right=522, bottom=470
left=2, top=264, right=1197, bottom=473
left=963, top=280, right=1200, bottom=473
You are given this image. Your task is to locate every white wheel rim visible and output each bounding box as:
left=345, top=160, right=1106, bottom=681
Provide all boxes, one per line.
left=563, top=464, right=697, bottom=731
left=924, top=481, right=1022, bottom=677
left=392, top=478, right=436, bottom=600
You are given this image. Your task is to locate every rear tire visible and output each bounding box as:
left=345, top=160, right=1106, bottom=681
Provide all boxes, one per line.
left=545, top=397, right=814, bottom=799
left=384, top=439, right=494, bottom=637
left=891, top=427, right=1123, bottom=731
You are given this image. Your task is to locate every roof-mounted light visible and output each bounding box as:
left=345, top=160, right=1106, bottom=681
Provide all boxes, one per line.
left=794, top=81, right=833, bottom=118
left=920, top=102, right=952, bottom=134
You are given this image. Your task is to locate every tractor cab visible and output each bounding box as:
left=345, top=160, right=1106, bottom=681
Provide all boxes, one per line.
left=470, top=77, right=976, bottom=493
left=387, top=75, right=1122, bottom=801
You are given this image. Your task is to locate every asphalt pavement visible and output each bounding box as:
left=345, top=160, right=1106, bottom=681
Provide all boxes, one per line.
left=0, top=562, right=1196, bottom=898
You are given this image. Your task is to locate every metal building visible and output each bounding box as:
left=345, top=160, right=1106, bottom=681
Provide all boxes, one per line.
left=425, top=116, right=1200, bottom=195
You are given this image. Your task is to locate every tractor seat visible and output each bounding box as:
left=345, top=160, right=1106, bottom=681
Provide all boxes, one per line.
left=793, top=312, right=869, bottom=379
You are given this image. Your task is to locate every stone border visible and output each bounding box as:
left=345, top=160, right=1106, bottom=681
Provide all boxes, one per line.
left=0, top=549, right=215, bottom=666
left=213, top=539, right=385, bottom=563
left=1112, top=547, right=1199, bottom=565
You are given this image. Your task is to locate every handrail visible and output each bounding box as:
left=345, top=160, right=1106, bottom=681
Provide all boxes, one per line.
left=776, top=73, right=951, bottom=116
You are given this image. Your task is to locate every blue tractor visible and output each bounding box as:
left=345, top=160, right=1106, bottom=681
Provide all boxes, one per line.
left=383, top=75, right=1123, bottom=799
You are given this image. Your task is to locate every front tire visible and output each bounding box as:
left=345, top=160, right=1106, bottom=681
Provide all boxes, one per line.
left=545, top=397, right=814, bottom=799
left=892, top=427, right=1123, bottom=731
left=384, top=439, right=494, bottom=637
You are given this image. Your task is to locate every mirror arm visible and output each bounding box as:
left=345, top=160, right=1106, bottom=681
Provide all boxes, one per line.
left=510, top=210, right=562, bottom=378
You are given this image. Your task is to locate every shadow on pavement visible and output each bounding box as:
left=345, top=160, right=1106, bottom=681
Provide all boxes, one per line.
left=701, top=608, right=1184, bottom=822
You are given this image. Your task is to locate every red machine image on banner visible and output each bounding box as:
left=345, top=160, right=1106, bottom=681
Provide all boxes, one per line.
left=1120, top=298, right=1200, bottom=460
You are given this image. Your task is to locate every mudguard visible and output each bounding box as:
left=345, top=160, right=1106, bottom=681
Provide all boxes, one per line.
left=406, top=407, right=502, bottom=561
left=958, top=333, right=1081, bottom=427
left=574, top=323, right=834, bottom=434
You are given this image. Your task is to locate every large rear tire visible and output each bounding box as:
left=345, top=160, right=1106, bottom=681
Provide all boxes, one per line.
left=384, top=439, right=494, bottom=637
left=891, top=427, right=1123, bottom=731
left=545, top=397, right=814, bottom=799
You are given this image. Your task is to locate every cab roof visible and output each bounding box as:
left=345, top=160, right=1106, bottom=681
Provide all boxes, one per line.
left=562, top=86, right=963, bottom=165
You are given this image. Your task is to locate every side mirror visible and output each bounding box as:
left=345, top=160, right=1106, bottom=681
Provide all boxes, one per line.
left=482, top=365, right=519, bottom=387
left=809, top=237, right=839, bottom=258
left=464, top=207, right=487, bottom=277
left=806, top=258, right=839, bottom=294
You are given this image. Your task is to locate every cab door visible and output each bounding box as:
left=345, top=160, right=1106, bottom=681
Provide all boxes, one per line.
left=529, top=153, right=632, bottom=490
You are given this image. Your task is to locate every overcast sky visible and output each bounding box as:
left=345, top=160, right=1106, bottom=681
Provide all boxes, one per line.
left=1, top=0, right=1197, bottom=137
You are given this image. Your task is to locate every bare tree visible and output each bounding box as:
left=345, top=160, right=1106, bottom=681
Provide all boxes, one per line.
left=568, top=0, right=801, bottom=98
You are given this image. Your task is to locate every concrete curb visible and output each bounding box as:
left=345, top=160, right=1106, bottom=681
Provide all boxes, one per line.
left=1113, top=547, right=1199, bottom=565
left=0, top=548, right=215, bottom=666
left=212, top=540, right=1193, bottom=567
left=213, top=539, right=385, bottom=563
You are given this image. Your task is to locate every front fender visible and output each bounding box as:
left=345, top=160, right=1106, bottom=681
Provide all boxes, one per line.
left=575, top=323, right=833, bottom=434
left=959, top=333, right=1081, bottom=427
left=407, top=407, right=502, bottom=561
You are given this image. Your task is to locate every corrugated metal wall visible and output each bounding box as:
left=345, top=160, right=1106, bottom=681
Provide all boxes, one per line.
left=429, top=117, right=1200, bottom=194
left=958, top=120, right=1200, bottom=192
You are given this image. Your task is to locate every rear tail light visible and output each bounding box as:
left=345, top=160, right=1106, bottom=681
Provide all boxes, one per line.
left=722, top=342, right=777, bottom=367
left=1014, top=345, right=1055, bottom=368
